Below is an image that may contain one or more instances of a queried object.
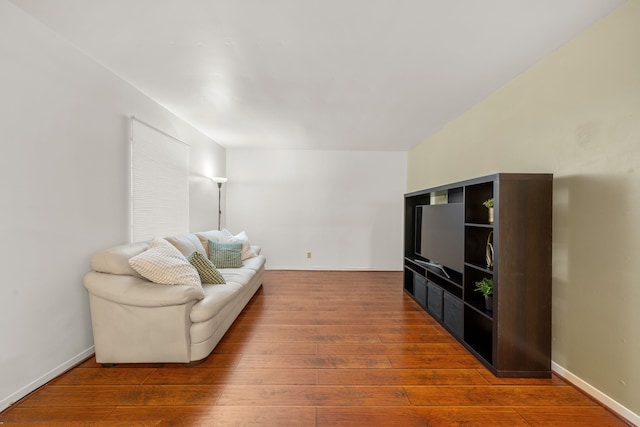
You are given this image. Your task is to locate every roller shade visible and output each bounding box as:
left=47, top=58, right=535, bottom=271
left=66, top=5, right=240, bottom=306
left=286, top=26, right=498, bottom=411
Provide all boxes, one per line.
left=130, top=117, right=189, bottom=242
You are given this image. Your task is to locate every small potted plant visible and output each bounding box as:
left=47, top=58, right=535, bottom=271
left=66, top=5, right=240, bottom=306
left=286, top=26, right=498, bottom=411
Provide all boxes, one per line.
left=474, top=277, right=494, bottom=311
left=483, top=198, right=494, bottom=224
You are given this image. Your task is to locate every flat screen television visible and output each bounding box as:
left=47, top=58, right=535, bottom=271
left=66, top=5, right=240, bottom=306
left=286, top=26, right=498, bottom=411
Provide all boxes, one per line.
left=415, top=203, right=464, bottom=275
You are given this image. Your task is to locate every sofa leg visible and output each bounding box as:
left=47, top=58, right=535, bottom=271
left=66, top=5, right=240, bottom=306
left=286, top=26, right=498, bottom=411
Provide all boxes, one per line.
left=183, top=357, right=207, bottom=367
left=101, top=363, right=117, bottom=368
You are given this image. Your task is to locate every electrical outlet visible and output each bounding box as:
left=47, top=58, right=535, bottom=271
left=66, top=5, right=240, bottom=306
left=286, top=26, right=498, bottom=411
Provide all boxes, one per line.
left=306, top=252, right=312, bottom=259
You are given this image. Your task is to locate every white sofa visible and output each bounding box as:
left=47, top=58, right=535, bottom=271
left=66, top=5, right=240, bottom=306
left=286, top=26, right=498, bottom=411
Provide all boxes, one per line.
left=83, top=230, right=265, bottom=365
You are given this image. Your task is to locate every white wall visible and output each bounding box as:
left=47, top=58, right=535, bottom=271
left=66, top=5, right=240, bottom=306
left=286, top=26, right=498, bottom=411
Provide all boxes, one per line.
left=0, top=1, right=225, bottom=411
left=407, top=1, right=639, bottom=422
left=226, top=149, right=406, bottom=270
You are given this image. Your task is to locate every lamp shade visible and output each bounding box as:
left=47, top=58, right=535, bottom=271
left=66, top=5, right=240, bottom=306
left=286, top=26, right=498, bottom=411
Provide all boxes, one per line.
left=211, top=177, right=228, bottom=184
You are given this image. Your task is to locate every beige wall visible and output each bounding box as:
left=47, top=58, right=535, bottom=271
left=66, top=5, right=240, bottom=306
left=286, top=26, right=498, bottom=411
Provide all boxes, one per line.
left=408, top=0, right=640, bottom=417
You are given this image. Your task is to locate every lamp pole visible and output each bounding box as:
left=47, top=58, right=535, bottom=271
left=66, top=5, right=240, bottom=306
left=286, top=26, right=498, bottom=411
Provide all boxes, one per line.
left=211, top=177, right=227, bottom=230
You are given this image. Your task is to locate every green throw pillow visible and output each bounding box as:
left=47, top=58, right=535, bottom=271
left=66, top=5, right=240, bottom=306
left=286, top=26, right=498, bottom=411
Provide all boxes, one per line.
left=187, top=251, right=226, bottom=284
left=208, top=240, right=243, bottom=268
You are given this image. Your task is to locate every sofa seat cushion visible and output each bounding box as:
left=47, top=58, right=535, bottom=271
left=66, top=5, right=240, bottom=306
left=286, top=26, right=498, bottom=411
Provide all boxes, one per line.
left=221, top=267, right=256, bottom=283
left=190, top=281, right=245, bottom=323
left=240, top=255, right=266, bottom=272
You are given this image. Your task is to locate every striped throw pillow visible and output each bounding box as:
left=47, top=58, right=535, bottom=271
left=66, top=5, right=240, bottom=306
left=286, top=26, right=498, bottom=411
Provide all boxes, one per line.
left=208, top=240, right=242, bottom=268
left=188, top=251, right=226, bottom=284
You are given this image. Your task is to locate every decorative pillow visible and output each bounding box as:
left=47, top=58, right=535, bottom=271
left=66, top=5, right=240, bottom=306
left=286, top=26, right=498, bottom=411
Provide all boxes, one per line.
left=188, top=251, right=226, bottom=284
left=128, top=237, right=201, bottom=288
left=208, top=240, right=243, bottom=268
left=220, top=227, right=257, bottom=260
left=165, top=234, right=207, bottom=257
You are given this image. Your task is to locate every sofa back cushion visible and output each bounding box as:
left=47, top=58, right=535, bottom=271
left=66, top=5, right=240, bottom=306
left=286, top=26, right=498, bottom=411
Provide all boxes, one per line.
left=90, top=230, right=247, bottom=278
left=165, top=233, right=207, bottom=257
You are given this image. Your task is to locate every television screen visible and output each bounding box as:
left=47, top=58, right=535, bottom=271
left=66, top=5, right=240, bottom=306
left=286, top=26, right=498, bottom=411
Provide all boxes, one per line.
left=415, top=203, right=464, bottom=273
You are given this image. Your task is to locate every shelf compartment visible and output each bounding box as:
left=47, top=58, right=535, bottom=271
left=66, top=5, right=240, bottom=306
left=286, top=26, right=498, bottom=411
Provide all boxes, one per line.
left=404, top=258, right=426, bottom=276
left=464, top=226, right=494, bottom=269
left=464, top=305, right=493, bottom=365
left=465, top=181, right=494, bottom=224
left=446, top=187, right=464, bottom=204
left=411, top=257, right=463, bottom=286
left=464, top=262, right=493, bottom=275
left=463, top=265, right=494, bottom=318
left=428, top=266, right=462, bottom=289
left=403, top=268, right=414, bottom=294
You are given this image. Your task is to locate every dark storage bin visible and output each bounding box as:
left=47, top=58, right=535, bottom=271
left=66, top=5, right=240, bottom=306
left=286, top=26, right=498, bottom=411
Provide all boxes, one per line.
left=427, top=282, right=443, bottom=320
left=414, top=274, right=427, bottom=307
left=443, top=292, right=463, bottom=338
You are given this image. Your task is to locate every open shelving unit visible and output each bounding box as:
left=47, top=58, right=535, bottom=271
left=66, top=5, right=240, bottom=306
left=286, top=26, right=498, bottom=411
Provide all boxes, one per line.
left=404, top=173, right=553, bottom=377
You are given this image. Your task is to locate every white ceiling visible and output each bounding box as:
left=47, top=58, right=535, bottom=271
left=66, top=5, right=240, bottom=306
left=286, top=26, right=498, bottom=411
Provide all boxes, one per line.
left=10, top=0, right=624, bottom=151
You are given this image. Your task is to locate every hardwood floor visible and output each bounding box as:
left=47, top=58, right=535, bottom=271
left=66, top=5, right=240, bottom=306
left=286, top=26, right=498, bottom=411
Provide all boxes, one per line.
left=0, top=270, right=629, bottom=426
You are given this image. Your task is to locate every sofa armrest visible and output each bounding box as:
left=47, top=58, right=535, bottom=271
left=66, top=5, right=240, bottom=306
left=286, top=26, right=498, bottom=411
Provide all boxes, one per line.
left=83, top=271, right=204, bottom=307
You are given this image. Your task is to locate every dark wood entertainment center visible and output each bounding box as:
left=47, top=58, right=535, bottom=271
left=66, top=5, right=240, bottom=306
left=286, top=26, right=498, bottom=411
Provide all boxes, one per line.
left=404, top=173, right=553, bottom=377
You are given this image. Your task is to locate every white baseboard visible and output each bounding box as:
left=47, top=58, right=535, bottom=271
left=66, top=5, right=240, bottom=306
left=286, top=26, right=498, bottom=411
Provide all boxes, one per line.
left=0, top=346, right=95, bottom=413
left=552, top=362, right=639, bottom=426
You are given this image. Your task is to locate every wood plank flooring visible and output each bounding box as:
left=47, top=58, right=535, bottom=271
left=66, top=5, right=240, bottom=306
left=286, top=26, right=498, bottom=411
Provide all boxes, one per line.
left=0, top=270, right=630, bottom=426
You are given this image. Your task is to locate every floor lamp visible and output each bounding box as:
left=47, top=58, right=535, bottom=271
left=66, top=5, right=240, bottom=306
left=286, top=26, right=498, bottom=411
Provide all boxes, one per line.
left=211, top=177, right=227, bottom=230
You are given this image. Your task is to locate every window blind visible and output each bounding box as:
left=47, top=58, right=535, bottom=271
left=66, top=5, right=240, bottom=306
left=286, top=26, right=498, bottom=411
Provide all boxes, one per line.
left=130, top=117, right=189, bottom=242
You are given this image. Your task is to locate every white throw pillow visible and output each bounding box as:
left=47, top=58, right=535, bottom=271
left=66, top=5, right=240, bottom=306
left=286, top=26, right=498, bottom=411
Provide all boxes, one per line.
left=128, top=237, right=201, bottom=288
left=220, top=228, right=257, bottom=260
